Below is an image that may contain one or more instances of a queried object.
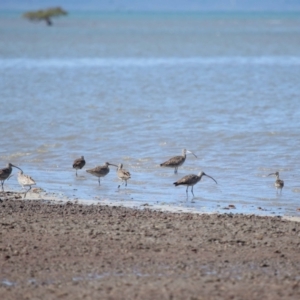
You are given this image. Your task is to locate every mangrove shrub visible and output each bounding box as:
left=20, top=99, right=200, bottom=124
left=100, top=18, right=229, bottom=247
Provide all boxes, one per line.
left=23, top=7, right=67, bottom=26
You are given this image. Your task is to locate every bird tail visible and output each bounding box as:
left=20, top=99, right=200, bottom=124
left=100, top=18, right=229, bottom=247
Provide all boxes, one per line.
left=173, top=182, right=179, bottom=186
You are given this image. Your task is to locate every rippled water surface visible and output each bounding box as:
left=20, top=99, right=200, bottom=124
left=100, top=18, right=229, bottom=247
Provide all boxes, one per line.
left=1, top=12, right=300, bottom=216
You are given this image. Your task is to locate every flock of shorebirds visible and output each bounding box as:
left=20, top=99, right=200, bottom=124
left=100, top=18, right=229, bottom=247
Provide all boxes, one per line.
left=0, top=148, right=284, bottom=199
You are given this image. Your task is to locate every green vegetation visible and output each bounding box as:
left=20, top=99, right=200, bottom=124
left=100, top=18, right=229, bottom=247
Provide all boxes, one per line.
left=23, top=7, right=67, bottom=26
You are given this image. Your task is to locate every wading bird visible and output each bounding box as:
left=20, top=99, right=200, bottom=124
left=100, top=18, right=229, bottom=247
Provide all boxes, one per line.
left=268, top=171, right=284, bottom=194
left=86, top=162, right=117, bottom=185
left=0, top=163, right=23, bottom=192
left=18, top=171, right=36, bottom=199
left=117, top=163, right=131, bottom=188
left=174, top=171, right=217, bottom=197
left=160, top=149, right=197, bottom=174
left=73, top=156, right=86, bottom=176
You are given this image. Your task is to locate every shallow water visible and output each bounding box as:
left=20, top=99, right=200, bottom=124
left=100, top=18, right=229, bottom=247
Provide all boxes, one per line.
left=1, top=11, right=300, bottom=216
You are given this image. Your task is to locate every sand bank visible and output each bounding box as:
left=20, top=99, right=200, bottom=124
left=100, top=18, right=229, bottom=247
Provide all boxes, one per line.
left=1, top=192, right=300, bottom=299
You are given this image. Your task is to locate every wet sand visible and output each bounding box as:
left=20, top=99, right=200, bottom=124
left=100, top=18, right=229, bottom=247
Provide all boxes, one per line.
left=1, top=192, right=300, bottom=300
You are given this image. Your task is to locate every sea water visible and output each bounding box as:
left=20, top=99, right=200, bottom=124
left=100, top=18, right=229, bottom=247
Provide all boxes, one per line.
left=1, top=11, right=300, bottom=216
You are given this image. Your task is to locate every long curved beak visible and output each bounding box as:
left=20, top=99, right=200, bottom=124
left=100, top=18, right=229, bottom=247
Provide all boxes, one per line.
left=268, top=173, right=275, bottom=177
left=204, top=174, right=218, bottom=184
left=187, top=150, right=197, bottom=158
left=108, top=163, right=118, bottom=168
left=11, top=164, right=23, bottom=173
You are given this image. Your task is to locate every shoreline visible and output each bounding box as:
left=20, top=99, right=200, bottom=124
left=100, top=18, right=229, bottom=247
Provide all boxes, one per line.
left=3, top=189, right=300, bottom=222
left=1, top=192, right=300, bottom=299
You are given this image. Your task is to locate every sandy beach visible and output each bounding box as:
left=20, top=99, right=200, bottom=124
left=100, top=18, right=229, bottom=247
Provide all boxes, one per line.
left=1, top=191, right=300, bottom=300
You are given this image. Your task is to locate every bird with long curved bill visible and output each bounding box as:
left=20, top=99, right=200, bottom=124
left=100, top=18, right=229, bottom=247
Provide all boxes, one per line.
left=174, top=171, right=217, bottom=197
left=160, top=149, right=197, bottom=174
left=268, top=171, right=284, bottom=194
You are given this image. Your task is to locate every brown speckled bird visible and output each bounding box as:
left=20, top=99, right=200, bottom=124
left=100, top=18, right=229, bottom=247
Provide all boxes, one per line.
left=86, top=162, right=117, bottom=186
left=160, top=149, right=197, bottom=174
left=117, top=163, right=131, bottom=188
left=174, top=171, right=217, bottom=197
left=73, top=156, right=86, bottom=176
left=268, top=171, right=284, bottom=194
left=18, top=171, right=36, bottom=199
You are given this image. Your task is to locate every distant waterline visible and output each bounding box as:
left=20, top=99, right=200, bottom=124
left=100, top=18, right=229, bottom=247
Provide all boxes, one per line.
left=1, top=56, right=300, bottom=68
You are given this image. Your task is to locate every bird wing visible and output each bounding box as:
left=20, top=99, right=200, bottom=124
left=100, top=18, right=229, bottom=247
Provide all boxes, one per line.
left=87, top=165, right=109, bottom=176
left=276, top=179, right=284, bottom=187
left=18, top=173, right=36, bottom=185
left=174, top=174, right=198, bottom=185
left=86, top=166, right=97, bottom=174
left=0, top=167, right=11, bottom=180
left=25, top=174, right=36, bottom=185
left=118, top=169, right=131, bottom=179
left=161, top=155, right=184, bottom=167
left=98, top=165, right=109, bottom=175
left=73, top=158, right=85, bottom=168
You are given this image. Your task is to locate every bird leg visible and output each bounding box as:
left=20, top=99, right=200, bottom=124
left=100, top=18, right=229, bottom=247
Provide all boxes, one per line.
left=76, top=170, right=78, bottom=177
left=120, top=180, right=128, bottom=188
left=118, top=180, right=124, bottom=189
left=98, top=178, right=101, bottom=186
left=191, top=186, right=195, bottom=197
left=174, top=167, right=178, bottom=174
left=24, top=186, right=32, bottom=199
